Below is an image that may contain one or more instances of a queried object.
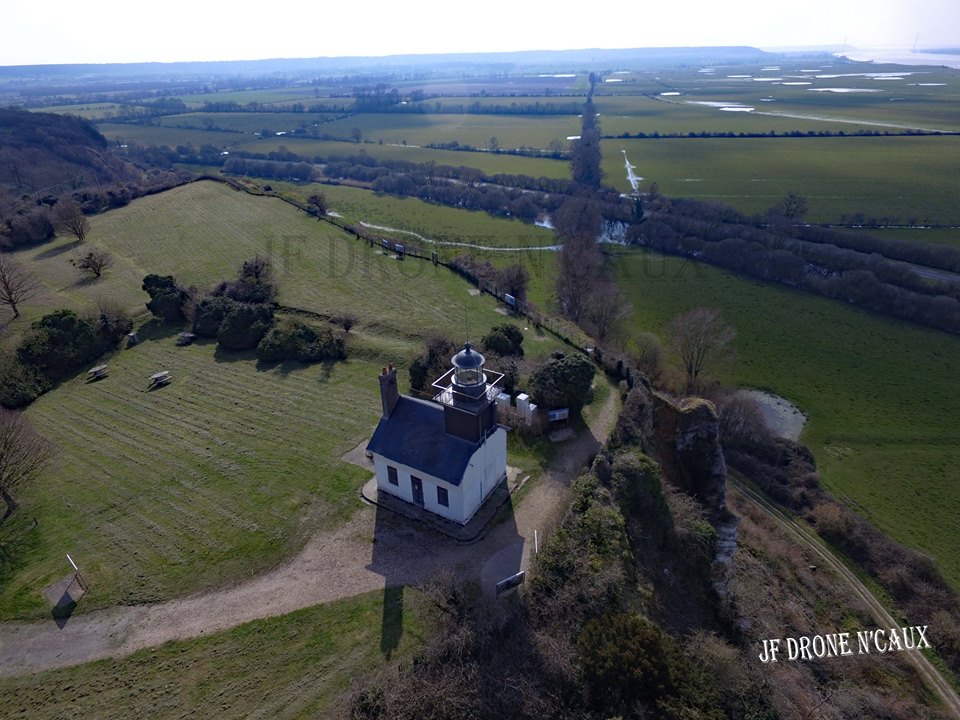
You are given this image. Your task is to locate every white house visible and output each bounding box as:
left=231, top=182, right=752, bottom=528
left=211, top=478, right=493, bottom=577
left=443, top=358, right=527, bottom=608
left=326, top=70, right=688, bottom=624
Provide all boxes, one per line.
left=366, top=343, right=508, bottom=525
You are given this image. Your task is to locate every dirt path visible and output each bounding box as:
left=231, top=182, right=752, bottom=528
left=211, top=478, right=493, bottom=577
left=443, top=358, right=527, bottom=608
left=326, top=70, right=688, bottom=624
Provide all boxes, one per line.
left=730, top=479, right=960, bottom=719
left=0, top=381, right=620, bottom=678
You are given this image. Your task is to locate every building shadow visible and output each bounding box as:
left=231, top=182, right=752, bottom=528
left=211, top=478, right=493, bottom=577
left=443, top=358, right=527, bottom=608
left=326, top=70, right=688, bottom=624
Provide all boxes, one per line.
left=365, top=478, right=526, bottom=659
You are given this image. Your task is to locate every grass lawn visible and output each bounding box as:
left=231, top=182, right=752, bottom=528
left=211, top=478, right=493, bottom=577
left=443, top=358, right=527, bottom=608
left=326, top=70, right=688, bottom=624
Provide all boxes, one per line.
left=0, top=590, right=426, bottom=719
left=1, top=329, right=382, bottom=619
left=613, top=247, right=960, bottom=588
left=0, top=181, right=568, bottom=619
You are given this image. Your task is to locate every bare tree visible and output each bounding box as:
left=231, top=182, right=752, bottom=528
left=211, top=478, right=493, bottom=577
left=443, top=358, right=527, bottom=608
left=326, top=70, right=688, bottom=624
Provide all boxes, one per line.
left=0, top=409, right=51, bottom=521
left=71, top=247, right=113, bottom=279
left=337, top=312, right=356, bottom=332
left=632, top=331, right=664, bottom=380
left=585, top=280, right=629, bottom=343
left=667, top=307, right=736, bottom=392
left=55, top=200, right=90, bottom=243
left=0, top=255, right=41, bottom=318
left=556, top=234, right=602, bottom=322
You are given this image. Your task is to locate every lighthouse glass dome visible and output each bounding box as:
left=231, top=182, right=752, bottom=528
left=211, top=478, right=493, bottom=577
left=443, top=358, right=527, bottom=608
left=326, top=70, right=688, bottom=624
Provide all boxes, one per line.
left=452, top=343, right=486, bottom=388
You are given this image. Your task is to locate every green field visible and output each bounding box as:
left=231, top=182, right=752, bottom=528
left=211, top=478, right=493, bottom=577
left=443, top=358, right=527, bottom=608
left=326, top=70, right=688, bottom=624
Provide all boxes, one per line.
left=844, top=226, right=960, bottom=250
left=31, top=103, right=127, bottom=120
left=157, top=112, right=341, bottom=135
left=0, top=590, right=425, bottom=719
left=613, top=247, right=960, bottom=588
left=1, top=181, right=567, bottom=618
left=605, top=135, right=960, bottom=224
left=261, top=182, right=561, bottom=308
left=308, top=113, right=579, bottom=150
left=242, top=137, right=572, bottom=178
left=97, top=123, right=252, bottom=149
left=594, top=96, right=885, bottom=136
left=172, top=87, right=339, bottom=107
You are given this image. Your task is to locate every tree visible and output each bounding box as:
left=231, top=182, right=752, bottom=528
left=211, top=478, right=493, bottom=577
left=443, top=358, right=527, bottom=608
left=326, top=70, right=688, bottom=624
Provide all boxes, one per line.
left=17, top=309, right=100, bottom=383
left=142, top=274, right=189, bottom=321
left=54, top=200, right=90, bottom=243
left=213, top=255, right=276, bottom=304
left=71, top=247, right=113, bottom=279
left=0, top=409, right=51, bottom=521
left=482, top=323, right=523, bottom=357
left=307, top=192, right=328, bottom=217
left=217, top=303, right=274, bottom=351
left=556, top=234, right=602, bottom=322
left=585, top=280, right=629, bottom=343
left=192, top=295, right=238, bottom=337
left=496, top=264, right=529, bottom=304
left=768, top=192, right=808, bottom=224
left=337, top=312, right=357, bottom=332
left=529, top=352, right=595, bottom=411
left=578, top=613, right=675, bottom=713
left=0, top=255, right=40, bottom=318
left=667, top=307, right=736, bottom=392
left=409, top=334, right=456, bottom=391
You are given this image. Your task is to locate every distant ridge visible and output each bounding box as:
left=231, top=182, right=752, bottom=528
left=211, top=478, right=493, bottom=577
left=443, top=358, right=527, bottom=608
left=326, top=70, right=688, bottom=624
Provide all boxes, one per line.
left=0, top=46, right=781, bottom=78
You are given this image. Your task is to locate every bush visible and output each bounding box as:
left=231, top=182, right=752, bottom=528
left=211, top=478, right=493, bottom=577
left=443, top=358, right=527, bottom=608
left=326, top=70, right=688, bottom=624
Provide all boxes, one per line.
left=578, top=613, right=675, bottom=713
left=13, top=306, right=129, bottom=392
left=17, top=309, right=101, bottom=382
left=256, top=319, right=345, bottom=363
left=485, top=323, right=524, bottom=356
left=0, top=354, right=47, bottom=409
left=142, top=274, right=188, bottom=321
left=212, top=255, right=276, bottom=304
left=529, top=352, right=595, bottom=411
left=193, top=295, right=239, bottom=337
left=217, top=303, right=274, bottom=351
left=409, top=334, right=457, bottom=391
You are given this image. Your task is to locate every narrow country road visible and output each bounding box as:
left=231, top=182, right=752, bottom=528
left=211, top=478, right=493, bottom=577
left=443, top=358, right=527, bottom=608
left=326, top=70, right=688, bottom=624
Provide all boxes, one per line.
left=0, top=382, right=620, bottom=677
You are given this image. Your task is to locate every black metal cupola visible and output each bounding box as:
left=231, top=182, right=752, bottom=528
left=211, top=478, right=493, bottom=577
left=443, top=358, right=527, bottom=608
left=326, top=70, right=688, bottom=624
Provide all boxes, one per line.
left=432, top=342, right=504, bottom=443
left=451, top=342, right=487, bottom=399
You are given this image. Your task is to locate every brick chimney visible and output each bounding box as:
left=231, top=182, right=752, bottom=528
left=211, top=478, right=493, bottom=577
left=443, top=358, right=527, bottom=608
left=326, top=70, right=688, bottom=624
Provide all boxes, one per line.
left=379, top=364, right=399, bottom=418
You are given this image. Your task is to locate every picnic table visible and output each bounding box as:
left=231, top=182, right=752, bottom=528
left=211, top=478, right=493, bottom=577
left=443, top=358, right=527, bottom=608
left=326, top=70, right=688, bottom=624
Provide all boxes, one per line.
left=149, top=370, right=173, bottom=387
left=87, top=364, right=108, bottom=380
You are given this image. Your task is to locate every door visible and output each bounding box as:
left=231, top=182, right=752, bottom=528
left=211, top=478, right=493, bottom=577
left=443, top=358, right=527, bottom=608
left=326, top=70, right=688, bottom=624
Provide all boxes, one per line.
left=411, top=476, right=424, bottom=506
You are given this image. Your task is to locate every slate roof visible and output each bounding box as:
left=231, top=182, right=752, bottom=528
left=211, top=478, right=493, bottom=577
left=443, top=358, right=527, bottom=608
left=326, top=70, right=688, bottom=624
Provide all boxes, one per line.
left=366, top=396, right=478, bottom=486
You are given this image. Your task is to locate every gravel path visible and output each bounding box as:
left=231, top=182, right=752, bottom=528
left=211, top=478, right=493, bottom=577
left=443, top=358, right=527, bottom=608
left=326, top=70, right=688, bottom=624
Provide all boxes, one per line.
left=0, top=383, right=620, bottom=677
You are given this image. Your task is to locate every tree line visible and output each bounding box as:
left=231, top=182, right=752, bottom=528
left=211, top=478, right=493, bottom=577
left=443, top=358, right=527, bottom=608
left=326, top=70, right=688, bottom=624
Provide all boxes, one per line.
left=630, top=195, right=960, bottom=334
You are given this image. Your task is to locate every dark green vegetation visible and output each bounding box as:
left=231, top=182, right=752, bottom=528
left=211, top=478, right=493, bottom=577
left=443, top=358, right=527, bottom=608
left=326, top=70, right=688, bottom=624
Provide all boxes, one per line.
left=0, top=590, right=426, bottom=719
left=350, top=449, right=767, bottom=719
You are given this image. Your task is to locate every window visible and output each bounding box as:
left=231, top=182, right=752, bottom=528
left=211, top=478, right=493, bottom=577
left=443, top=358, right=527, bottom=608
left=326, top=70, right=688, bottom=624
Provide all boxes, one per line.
left=387, top=465, right=398, bottom=486
left=437, top=486, right=449, bottom=507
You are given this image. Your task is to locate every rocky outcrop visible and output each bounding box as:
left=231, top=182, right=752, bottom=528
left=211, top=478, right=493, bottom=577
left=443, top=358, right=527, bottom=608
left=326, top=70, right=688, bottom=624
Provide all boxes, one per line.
left=650, top=393, right=728, bottom=518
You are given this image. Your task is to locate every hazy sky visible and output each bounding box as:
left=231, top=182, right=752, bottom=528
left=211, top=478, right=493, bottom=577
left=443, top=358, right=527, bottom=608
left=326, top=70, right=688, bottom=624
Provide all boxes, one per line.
left=4, top=0, right=958, bottom=66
